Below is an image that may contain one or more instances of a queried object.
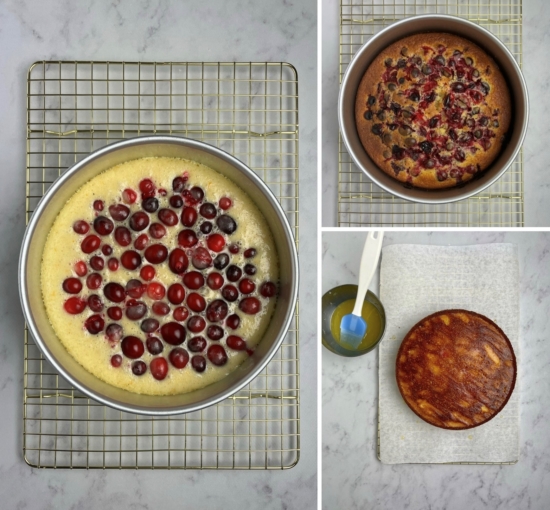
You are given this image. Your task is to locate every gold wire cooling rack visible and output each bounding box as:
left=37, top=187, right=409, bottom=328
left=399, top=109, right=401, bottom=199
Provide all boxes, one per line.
left=24, top=61, right=300, bottom=469
left=338, top=0, right=523, bottom=226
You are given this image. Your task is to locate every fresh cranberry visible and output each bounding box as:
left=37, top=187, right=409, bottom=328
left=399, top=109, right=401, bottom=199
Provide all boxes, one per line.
left=239, top=297, right=261, bottom=315
left=122, top=188, right=137, bottom=204
left=158, top=208, right=178, bottom=226
left=172, top=176, right=186, bottom=193
left=206, top=299, right=228, bottom=322
left=125, top=279, right=146, bottom=298
left=244, top=248, right=256, bottom=258
left=73, top=220, right=90, bottom=235
left=222, top=285, right=239, bottom=302
left=216, top=215, right=237, bottom=235
left=152, top=301, right=170, bottom=316
left=191, top=355, right=206, bottom=372
left=141, top=318, right=160, bottom=333
left=63, top=277, right=82, bottom=294
left=102, top=244, right=113, bottom=256
left=87, top=294, right=103, bottom=312
left=219, top=197, right=232, bottom=210
left=121, top=336, right=144, bottom=359
left=214, top=253, right=229, bottom=270
left=129, top=211, right=149, bottom=231
left=239, top=279, right=255, bottom=295
left=119, top=249, right=141, bottom=270
left=168, top=248, right=189, bottom=274
left=207, top=233, right=225, bottom=252
left=140, top=265, right=155, bottom=281
left=149, top=223, right=166, bottom=239
left=200, top=221, right=213, bottom=235
left=147, top=282, right=166, bottom=300
left=63, top=297, right=86, bottom=314
left=260, top=282, right=277, bottom=298
left=126, top=300, right=147, bottom=321
left=244, top=263, right=256, bottom=276
left=167, top=283, right=185, bottom=305
left=139, top=178, right=156, bottom=198
left=160, top=322, right=186, bottom=345
left=111, top=354, right=122, bottom=367
left=226, top=335, right=246, bottom=351
left=132, top=361, right=147, bottom=376
left=93, top=200, right=104, bottom=211
left=106, top=323, right=123, bottom=342
left=206, top=325, right=223, bottom=341
left=85, top=314, right=105, bottom=334
left=113, top=226, right=130, bottom=247
left=183, top=271, right=204, bottom=290
left=108, top=257, right=119, bottom=271
left=169, top=347, right=189, bottom=369
left=150, top=357, right=169, bottom=380
left=228, top=243, right=240, bottom=254
left=81, top=234, right=101, bottom=254
left=178, top=229, right=198, bottom=248
left=93, top=216, right=114, bottom=236
left=187, top=316, right=206, bottom=333
left=90, top=255, right=104, bottom=271
left=107, top=306, right=123, bottom=320
left=146, top=336, right=163, bottom=355
left=134, top=234, right=149, bottom=251
left=181, top=206, right=198, bottom=227
left=74, top=260, right=88, bottom=277
left=144, top=244, right=168, bottom=264
left=226, top=314, right=240, bottom=330
left=226, top=265, right=242, bottom=282
left=190, top=186, right=204, bottom=202
left=191, top=247, right=212, bottom=270
left=188, top=336, right=207, bottom=354
left=142, top=197, right=159, bottom=213
left=207, top=272, right=224, bottom=290
left=86, top=273, right=102, bottom=290
left=207, top=345, right=228, bottom=366
left=169, top=195, right=183, bottom=208
left=199, top=203, right=217, bottom=219
left=103, top=282, right=125, bottom=303
left=187, top=292, right=206, bottom=313
left=108, top=204, right=130, bottom=221
left=173, top=306, right=189, bottom=322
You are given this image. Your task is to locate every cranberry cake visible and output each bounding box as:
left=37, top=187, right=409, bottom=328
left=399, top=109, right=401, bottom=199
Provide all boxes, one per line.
left=355, top=33, right=511, bottom=189
left=396, top=310, right=516, bottom=430
left=41, top=157, right=279, bottom=396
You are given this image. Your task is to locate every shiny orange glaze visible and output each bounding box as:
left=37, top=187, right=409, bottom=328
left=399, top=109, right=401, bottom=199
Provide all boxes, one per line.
left=396, top=309, right=516, bottom=430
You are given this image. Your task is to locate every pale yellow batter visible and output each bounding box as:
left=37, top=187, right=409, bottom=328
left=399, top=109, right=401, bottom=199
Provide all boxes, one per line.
left=41, top=157, right=279, bottom=395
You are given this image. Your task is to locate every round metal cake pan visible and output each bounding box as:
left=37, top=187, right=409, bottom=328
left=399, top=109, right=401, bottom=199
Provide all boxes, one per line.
left=339, top=14, right=529, bottom=204
left=19, top=135, right=299, bottom=416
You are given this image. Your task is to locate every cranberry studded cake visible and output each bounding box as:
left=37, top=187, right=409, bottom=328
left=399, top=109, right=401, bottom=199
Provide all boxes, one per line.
left=355, top=33, right=511, bottom=189
left=396, top=310, right=516, bottom=430
left=41, top=157, right=279, bottom=396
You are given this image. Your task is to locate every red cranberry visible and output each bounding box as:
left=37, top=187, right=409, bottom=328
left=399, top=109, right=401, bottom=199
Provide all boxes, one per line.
left=169, top=347, right=189, bottom=369
left=187, top=292, right=206, bottom=313
left=239, top=297, right=261, bottom=315
left=126, top=279, right=146, bottom=298
left=207, top=345, right=228, bottom=366
left=199, top=203, right=217, bottom=219
left=260, top=282, right=277, bottom=298
left=129, top=211, right=149, bottom=231
left=93, top=200, right=104, bottom=211
left=226, top=335, right=246, bottom=351
left=158, top=208, right=178, bottom=226
left=121, top=250, right=142, bottom=270
left=191, top=355, right=206, bottom=372
left=73, top=220, right=90, bottom=234
left=183, top=271, right=204, bottom=290
left=114, top=226, right=132, bottom=247
left=188, top=336, right=207, bottom=353
left=81, top=235, right=101, bottom=254
left=142, top=197, right=159, bottom=213
left=87, top=294, right=103, bottom=312
left=239, top=279, right=255, bottom=295
left=207, top=272, right=224, bottom=290
left=106, top=323, right=123, bottom=342
left=178, top=229, right=198, bottom=248
left=111, top=354, right=122, bottom=367
left=108, top=257, right=119, bottom=271
left=181, top=206, right=198, bottom=227
left=150, top=357, right=169, bottom=380
left=93, top=216, right=114, bottom=236
left=147, top=282, right=166, bottom=300
left=200, top=221, right=213, bottom=234
left=108, top=204, right=130, bottom=221
left=214, top=253, right=229, bottom=270
left=132, top=361, right=147, bottom=376
left=207, top=233, right=225, bottom=252
left=144, top=244, right=168, bottom=264
left=64, top=297, right=86, bottom=314
left=169, top=195, right=183, bottom=208
left=222, top=285, right=239, bottom=302
left=168, top=248, right=189, bottom=274
left=134, top=234, right=149, bottom=251
left=74, top=260, right=88, bottom=277
left=206, top=299, right=228, bottom=322
left=187, top=316, right=206, bottom=333
left=101, top=244, right=113, bottom=256
left=85, top=314, right=105, bottom=334
left=103, top=282, right=125, bottom=303
left=107, top=306, right=123, bottom=320
left=226, top=265, right=242, bottom=282
left=190, top=186, right=204, bottom=202
left=122, top=188, right=137, bottom=204
left=141, top=318, right=160, bottom=333
left=244, top=248, right=256, bottom=258
left=160, top=322, right=186, bottom=345
left=167, top=283, right=185, bottom=305
left=139, top=178, right=155, bottom=198
left=219, top=197, right=232, bottom=210
left=152, top=301, right=170, bottom=316
left=149, top=223, right=166, bottom=239
left=63, top=277, right=82, bottom=294
left=173, top=306, right=189, bottom=322
left=172, top=176, right=186, bottom=193
left=146, top=336, right=163, bottom=355
left=126, top=300, right=147, bottom=321
left=244, top=263, right=256, bottom=276
left=121, top=336, right=144, bottom=359
left=226, top=314, right=240, bottom=330
left=207, top=325, right=224, bottom=341
left=228, top=243, right=240, bottom=254
left=90, top=255, right=104, bottom=271
left=191, top=247, right=212, bottom=270
left=216, top=215, right=237, bottom=235
left=86, top=273, right=102, bottom=290
left=140, top=265, right=155, bottom=281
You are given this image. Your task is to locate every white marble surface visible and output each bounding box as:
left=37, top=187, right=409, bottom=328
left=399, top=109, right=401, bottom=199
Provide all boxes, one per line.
left=0, top=1, right=317, bottom=508
left=322, top=231, right=550, bottom=509
left=322, top=0, right=550, bottom=226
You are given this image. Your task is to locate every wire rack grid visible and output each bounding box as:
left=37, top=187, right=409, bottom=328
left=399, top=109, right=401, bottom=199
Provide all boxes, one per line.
left=24, top=61, right=300, bottom=470
left=338, top=0, right=523, bottom=227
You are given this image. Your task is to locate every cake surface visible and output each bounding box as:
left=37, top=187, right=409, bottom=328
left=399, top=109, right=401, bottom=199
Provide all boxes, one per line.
left=396, top=310, right=516, bottom=430
left=355, top=32, right=512, bottom=189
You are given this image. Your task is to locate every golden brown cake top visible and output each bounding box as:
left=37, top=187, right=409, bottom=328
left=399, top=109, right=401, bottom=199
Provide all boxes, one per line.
left=396, top=310, right=516, bottom=430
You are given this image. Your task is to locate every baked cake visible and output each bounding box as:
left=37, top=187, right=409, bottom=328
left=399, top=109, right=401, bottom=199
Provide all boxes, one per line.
left=396, top=310, right=516, bottom=430
left=355, top=33, right=512, bottom=189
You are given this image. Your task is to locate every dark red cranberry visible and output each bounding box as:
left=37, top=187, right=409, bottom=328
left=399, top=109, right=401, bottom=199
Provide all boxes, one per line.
left=158, top=208, right=178, bottom=226
left=183, top=271, right=204, bottom=290
left=132, top=360, right=147, bottom=376
left=206, top=299, right=228, bottom=322
left=121, top=250, right=142, bottom=270
left=114, top=226, right=132, bottom=247
left=149, top=222, right=166, bottom=239
left=134, top=233, right=149, bottom=251
left=144, top=244, right=168, bottom=264
left=146, top=336, right=163, bottom=355
left=108, top=203, right=130, bottom=221
left=87, top=294, right=103, bottom=312
left=107, top=306, right=123, bottom=320
left=216, top=215, right=237, bottom=235
left=169, top=347, right=189, bottom=369
left=161, top=322, right=186, bottom=345
left=173, top=306, right=189, bottom=322
left=244, top=263, right=256, bottom=276
left=239, top=297, right=261, bottom=315
left=188, top=336, right=207, bottom=353
left=93, top=216, right=114, bottom=236
left=199, top=203, right=217, bottom=219
left=121, top=336, right=144, bottom=359
left=152, top=301, right=170, bottom=316
left=187, top=316, right=206, bottom=333
left=226, top=265, right=242, bottom=282
left=81, top=235, right=101, bottom=254
left=191, top=355, right=206, bottom=372
left=207, top=345, right=228, bottom=366
left=104, top=282, right=125, bottom=303
left=222, top=285, right=239, bottom=302
left=142, top=197, right=159, bottom=213
left=228, top=243, right=240, bottom=254
left=200, top=221, right=213, bottom=235
left=108, top=257, right=119, bottom=271
left=169, top=195, right=183, bottom=208
left=191, top=247, right=212, bottom=270
left=147, top=282, right=166, bottom=300
left=181, top=206, right=198, bottom=227
left=141, top=318, right=160, bottom=333
left=122, top=188, right=137, bottom=204
left=63, top=277, right=82, bottom=294
left=167, top=283, right=186, bottom=305
left=214, top=253, right=230, bottom=270
left=260, top=281, right=277, bottom=298
left=207, top=325, right=224, bottom=341
left=64, top=297, right=86, bottom=314
left=226, top=314, right=240, bottom=330
left=243, top=248, right=256, bottom=258
left=139, top=178, right=156, bottom=198
left=226, top=335, right=246, bottom=351
left=86, top=273, right=102, bottom=290
left=126, top=279, right=145, bottom=297
left=73, top=220, right=90, bottom=235
left=74, top=260, right=88, bottom=277
left=150, top=357, right=168, bottom=380
left=187, top=292, right=206, bottom=313
left=239, top=279, right=255, bottom=295
left=90, top=255, right=104, bottom=271
left=168, top=248, right=189, bottom=274
left=111, top=354, right=122, bottom=367
left=172, top=176, right=186, bottom=193
left=219, top=197, right=232, bottom=210
left=126, top=301, right=147, bottom=321
left=106, top=323, right=123, bottom=342
left=207, top=272, right=224, bottom=290
left=102, top=244, right=113, bottom=256
left=85, top=314, right=105, bottom=334
left=140, top=265, right=155, bottom=281
left=129, top=211, right=149, bottom=231
left=93, top=200, right=104, bottom=211
left=207, top=233, right=225, bottom=252
left=177, top=229, right=198, bottom=248
left=190, top=186, right=204, bottom=202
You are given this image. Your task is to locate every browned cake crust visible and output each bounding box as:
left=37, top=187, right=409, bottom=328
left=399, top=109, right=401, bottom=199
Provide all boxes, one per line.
left=396, top=310, right=516, bottom=430
left=355, top=33, right=512, bottom=189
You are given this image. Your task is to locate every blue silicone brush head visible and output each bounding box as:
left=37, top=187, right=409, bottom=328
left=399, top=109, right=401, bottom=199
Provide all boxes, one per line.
left=339, top=313, right=367, bottom=349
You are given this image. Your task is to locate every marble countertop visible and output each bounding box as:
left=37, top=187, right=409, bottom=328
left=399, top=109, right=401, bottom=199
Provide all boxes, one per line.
left=0, top=0, right=317, bottom=508
left=322, top=231, right=550, bottom=509
left=322, top=0, right=550, bottom=226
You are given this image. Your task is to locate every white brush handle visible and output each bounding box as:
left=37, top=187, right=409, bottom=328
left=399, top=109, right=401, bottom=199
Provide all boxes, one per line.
left=352, top=231, right=384, bottom=317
